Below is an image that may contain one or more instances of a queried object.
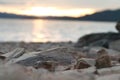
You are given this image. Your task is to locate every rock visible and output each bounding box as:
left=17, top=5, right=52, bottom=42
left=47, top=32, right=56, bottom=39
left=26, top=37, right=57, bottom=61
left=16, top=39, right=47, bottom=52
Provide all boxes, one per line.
left=2, top=48, right=25, bottom=61
left=0, top=48, right=25, bottom=64
left=65, top=58, right=95, bottom=70
left=95, top=49, right=112, bottom=69
left=75, top=32, right=120, bottom=48
left=34, top=61, right=58, bottom=71
left=16, top=47, right=75, bottom=66
left=89, top=39, right=109, bottom=48
left=74, top=59, right=91, bottom=69
left=97, top=49, right=108, bottom=56
left=115, top=21, right=120, bottom=32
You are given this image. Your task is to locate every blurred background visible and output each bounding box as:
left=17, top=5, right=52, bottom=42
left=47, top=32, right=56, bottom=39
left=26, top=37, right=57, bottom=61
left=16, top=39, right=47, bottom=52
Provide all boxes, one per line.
left=0, top=0, right=119, bottom=42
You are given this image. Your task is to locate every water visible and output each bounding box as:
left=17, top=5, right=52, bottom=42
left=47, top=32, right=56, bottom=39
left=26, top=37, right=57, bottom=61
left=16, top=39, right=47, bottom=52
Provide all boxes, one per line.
left=0, top=19, right=117, bottom=42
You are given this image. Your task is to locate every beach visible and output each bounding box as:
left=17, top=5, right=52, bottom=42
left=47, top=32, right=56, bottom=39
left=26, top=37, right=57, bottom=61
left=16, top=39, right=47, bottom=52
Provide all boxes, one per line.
left=0, top=0, right=120, bottom=79
left=0, top=22, right=120, bottom=80
left=0, top=32, right=120, bottom=80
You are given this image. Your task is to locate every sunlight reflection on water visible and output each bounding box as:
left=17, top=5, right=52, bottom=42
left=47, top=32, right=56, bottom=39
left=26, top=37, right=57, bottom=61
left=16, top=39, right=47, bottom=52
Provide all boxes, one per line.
left=32, top=20, right=64, bottom=42
left=0, top=19, right=117, bottom=42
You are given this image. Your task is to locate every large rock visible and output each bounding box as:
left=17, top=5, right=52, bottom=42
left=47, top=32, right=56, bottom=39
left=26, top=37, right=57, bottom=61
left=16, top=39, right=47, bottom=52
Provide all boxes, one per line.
left=75, top=32, right=120, bottom=48
left=15, top=47, right=76, bottom=66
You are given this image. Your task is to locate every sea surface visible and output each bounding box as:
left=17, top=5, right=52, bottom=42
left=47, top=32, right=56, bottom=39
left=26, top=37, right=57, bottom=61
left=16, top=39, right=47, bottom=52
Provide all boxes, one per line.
left=0, top=19, right=117, bottom=42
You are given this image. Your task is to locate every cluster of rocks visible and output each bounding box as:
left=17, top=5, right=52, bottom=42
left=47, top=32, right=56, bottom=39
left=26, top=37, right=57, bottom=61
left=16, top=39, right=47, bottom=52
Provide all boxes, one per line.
left=0, top=45, right=120, bottom=80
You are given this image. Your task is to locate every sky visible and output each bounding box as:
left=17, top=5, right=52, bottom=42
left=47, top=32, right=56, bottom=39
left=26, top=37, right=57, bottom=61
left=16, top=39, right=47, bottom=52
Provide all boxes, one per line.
left=0, top=0, right=120, bottom=17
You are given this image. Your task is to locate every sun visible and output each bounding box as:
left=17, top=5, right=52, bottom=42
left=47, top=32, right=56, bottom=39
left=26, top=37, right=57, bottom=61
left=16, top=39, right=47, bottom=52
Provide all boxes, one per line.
left=22, top=7, right=59, bottom=17
left=21, top=6, right=95, bottom=17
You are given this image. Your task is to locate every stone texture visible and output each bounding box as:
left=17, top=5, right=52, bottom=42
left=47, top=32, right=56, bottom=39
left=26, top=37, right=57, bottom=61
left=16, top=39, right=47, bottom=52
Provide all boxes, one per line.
left=95, top=49, right=112, bottom=69
left=75, top=33, right=120, bottom=48
left=74, top=59, right=91, bottom=69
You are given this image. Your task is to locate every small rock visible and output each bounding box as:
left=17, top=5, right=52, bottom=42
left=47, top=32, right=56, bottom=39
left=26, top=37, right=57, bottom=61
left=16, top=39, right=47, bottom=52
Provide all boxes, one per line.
left=95, top=49, right=112, bottom=69
left=74, top=59, right=91, bottom=69
left=34, top=61, right=58, bottom=71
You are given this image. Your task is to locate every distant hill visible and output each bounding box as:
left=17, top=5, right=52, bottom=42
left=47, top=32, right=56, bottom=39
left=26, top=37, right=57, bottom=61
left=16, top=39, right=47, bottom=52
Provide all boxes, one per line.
left=0, top=9, right=120, bottom=22
left=77, top=9, right=120, bottom=22
left=0, top=12, right=76, bottom=20
left=0, top=12, right=39, bottom=19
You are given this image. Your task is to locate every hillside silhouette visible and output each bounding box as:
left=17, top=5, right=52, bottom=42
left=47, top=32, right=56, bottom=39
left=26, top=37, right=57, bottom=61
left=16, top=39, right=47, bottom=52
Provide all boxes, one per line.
left=78, top=9, right=120, bottom=21
left=0, top=12, right=38, bottom=19
left=0, top=9, right=120, bottom=21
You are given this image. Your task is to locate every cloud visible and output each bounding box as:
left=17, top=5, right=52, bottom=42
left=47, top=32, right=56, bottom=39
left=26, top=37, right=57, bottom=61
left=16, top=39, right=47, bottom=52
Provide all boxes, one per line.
left=35, top=0, right=120, bottom=10
left=0, top=0, right=120, bottom=10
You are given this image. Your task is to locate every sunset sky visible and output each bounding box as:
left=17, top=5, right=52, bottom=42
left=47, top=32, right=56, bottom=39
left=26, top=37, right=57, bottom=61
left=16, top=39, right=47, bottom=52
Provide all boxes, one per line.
left=0, top=0, right=120, bottom=17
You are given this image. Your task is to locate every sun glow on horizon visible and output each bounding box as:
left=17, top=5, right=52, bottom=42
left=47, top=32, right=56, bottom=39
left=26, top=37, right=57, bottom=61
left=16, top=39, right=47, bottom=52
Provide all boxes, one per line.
left=21, top=6, right=95, bottom=17
left=0, top=5, right=95, bottom=17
